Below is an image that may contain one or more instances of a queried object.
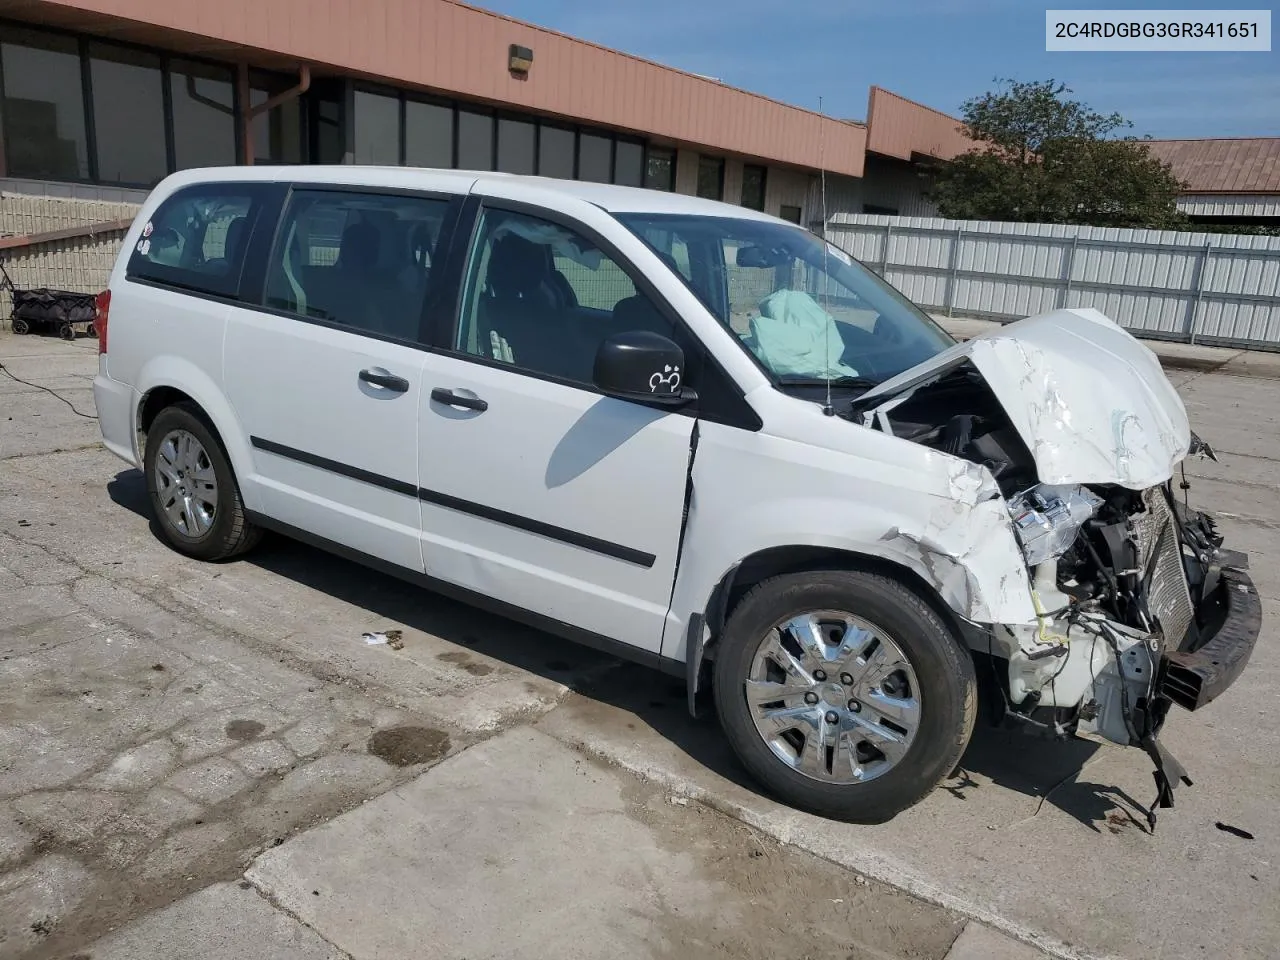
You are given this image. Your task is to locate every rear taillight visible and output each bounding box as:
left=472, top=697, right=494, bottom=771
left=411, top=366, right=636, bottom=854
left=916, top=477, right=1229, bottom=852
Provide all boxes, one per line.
left=94, top=289, right=110, bottom=354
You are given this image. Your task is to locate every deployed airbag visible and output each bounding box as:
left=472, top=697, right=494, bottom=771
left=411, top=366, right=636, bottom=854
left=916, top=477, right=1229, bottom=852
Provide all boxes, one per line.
left=749, top=290, right=860, bottom=379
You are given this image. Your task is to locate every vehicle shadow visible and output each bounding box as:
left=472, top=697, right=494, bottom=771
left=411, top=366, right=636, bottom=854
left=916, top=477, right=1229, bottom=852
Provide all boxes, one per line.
left=108, top=466, right=1149, bottom=831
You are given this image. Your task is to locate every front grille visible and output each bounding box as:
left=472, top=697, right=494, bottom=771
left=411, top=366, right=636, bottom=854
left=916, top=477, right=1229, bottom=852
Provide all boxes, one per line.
left=1132, top=488, right=1195, bottom=646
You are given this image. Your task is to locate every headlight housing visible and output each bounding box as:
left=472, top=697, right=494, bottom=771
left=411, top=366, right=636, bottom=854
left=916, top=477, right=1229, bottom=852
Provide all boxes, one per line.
left=1008, top=484, right=1103, bottom=567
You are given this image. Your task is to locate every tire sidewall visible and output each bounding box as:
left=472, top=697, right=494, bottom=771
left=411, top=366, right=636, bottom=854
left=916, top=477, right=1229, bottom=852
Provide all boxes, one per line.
left=714, top=571, right=976, bottom=822
left=144, top=406, right=241, bottom=560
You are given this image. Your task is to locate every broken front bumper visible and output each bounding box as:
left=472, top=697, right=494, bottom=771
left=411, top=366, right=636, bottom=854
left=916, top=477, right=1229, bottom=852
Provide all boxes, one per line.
left=1159, top=557, right=1262, bottom=712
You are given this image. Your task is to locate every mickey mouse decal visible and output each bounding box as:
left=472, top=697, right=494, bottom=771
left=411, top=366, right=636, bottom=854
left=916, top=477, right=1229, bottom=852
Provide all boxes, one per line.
left=649, top=364, right=681, bottom=394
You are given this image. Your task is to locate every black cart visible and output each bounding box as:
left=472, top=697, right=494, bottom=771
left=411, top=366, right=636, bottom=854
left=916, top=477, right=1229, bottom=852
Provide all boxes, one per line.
left=1, top=259, right=98, bottom=340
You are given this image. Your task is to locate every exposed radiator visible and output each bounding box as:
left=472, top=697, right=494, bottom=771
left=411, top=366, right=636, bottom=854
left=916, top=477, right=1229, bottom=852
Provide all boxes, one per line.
left=1132, top=488, right=1195, bottom=646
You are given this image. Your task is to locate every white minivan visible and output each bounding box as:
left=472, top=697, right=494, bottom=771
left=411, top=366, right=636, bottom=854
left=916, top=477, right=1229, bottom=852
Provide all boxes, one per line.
left=95, top=166, right=1259, bottom=823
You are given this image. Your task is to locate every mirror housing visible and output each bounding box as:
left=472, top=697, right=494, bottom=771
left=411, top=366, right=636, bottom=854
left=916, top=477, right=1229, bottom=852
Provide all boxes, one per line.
left=593, top=330, right=693, bottom=407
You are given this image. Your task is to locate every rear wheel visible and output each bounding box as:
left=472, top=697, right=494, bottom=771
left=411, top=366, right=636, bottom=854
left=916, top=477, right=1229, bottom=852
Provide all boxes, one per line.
left=714, top=570, right=976, bottom=822
left=59, top=322, right=76, bottom=340
left=144, top=404, right=261, bottom=560
left=11, top=318, right=29, bottom=335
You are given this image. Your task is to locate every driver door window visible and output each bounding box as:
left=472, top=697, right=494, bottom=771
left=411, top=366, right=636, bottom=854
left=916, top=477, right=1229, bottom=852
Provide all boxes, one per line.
left=455, top=208, right=673, bottom=385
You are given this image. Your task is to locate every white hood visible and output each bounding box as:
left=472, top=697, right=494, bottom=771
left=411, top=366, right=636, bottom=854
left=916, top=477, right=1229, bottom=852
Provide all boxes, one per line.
left=864, top=308, right=1191, bottom=490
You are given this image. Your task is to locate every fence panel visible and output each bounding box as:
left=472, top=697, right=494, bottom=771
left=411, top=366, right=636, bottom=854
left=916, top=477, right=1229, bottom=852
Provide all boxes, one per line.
left=826, top=214, right=1280, bottom=350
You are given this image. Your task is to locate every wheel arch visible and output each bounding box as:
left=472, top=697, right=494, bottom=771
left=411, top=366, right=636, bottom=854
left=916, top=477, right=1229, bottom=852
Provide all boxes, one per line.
left=681, top=544, right=977, bottom=717
left=134, top=358, right=256, bottom=510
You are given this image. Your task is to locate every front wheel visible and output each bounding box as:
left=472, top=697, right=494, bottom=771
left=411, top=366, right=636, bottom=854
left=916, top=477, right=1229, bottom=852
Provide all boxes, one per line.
left=11, top=317, right=29, bottom=335
left=714, top=570, right=976, bottom=823
left=144, top=403, right=261, bottom=561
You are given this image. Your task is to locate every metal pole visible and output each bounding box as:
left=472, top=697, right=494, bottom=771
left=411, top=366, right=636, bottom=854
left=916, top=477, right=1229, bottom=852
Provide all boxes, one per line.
left=879, top=223, right=893, bottom=277
left=1060, top=235, right=1079, bottom=309
left=238, top=63, right=254, bottom=165
left=1187, top=241, right=1214, bottom=345
left=946, top=226, right=962, bottom=317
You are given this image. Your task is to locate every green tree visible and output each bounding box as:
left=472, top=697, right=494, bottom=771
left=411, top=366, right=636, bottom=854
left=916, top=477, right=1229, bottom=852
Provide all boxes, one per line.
left=928, top=79, right=1186, bottom=229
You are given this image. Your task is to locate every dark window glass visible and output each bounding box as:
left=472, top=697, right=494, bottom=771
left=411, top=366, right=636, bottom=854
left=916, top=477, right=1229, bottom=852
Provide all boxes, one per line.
left=405, top=99, right=453, bottom=168
left=643, top=146, right=675, bottom=192
left=353, top=89, right=401, bottom=165
left=0, top=28, right=89, bottom=180
left=127, top=184, right=266, bottom=298
left=265, top=190, right=451, bottom=341
left=779, top=204, right=802, bottom=224
left=537, top=125, right=574, bottom=179
left=89, top=43, right=167, bottom=185
left=741, top=164, right=766, bottom=211
left=457, top=208, right=668, bottom=385
left=170, top=59, right=236, bottom=170
left=696, top=155, right=724, bottom=201
left=313, top=93, right=344, bottom=164
left=457, top=109, right=493, bottom=170
left=614, top=140, right=643, bottom=187
left=577, top=132, right=611, bottom=183
left=250, top=70, right=303, bottom=164
left=863, top=203, right=899, bottom=215
left=496, top=117, right=535, bottom=175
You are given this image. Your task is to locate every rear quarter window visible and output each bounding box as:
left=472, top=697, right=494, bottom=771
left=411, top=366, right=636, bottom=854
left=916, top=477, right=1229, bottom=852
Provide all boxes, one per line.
left=126, top=183, right=272, bottom=299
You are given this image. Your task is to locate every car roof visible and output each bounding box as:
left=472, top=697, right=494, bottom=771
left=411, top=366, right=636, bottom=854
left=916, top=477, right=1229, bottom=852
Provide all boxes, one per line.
left=157, top=164, right=788, bottom=224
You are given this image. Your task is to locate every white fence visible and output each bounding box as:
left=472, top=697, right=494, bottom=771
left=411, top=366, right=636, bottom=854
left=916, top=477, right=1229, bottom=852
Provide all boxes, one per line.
left=825, top=214, right=1280, bottom=350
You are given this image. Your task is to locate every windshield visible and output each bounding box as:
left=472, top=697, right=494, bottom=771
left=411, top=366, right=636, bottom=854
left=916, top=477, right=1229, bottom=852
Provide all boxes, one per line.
left=616, top=213, right=954, bottom=388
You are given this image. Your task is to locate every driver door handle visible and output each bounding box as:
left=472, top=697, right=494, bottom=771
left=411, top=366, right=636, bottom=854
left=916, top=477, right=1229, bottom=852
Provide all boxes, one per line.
left=359, top=368, right=409, bottom=393
left=430, top=387, right=488, bottom=412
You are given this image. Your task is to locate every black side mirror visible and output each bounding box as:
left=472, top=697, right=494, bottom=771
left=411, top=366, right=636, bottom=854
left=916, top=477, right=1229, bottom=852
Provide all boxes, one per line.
left=593, top=330, right=694, bottom=407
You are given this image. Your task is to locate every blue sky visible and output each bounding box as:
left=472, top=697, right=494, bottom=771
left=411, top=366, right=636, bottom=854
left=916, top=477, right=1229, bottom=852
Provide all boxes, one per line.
left=481, top=0, right=1279, bottom=138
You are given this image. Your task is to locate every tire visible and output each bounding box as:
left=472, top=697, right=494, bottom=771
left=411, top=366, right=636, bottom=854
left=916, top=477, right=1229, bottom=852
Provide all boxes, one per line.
left=59, top=322, right=76, bottom=340
left=714, top=570, right=976, bottom=823
left=12, top=318, right=29, bottom=335
left=144, top=403, right=261, bottom=561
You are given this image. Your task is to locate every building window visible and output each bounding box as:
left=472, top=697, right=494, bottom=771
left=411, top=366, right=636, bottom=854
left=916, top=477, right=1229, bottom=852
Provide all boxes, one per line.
left=0, top=27, right=89, bottom=180
left=696, top=155, right=724, bottom=201
left=89, top=42, right=167, bottom=185
left=643, top=147, right=675, bottom=191
left=863, top=204, right=899, bottom=215
left=538, top=125, right=575, bottom=179
left=577, top=132, right=612, bottom=183
left=250, top=70, right=303, bottom=164
left=779, top=204, right=802, bottom=224
left=312, top=95, right=345, bottom=164
left=170, top=59, right=236, bottom=170
left=405, top=99, right=453, bottom=168
left=614, top=139, right=644, bottom=187
left=741, top=163, right=766, bottom=211
left=457, top=108, right=494, bottom=170
left=353, top=88, right=401, bottom=165
left=496, top=116, right=536, bottom=175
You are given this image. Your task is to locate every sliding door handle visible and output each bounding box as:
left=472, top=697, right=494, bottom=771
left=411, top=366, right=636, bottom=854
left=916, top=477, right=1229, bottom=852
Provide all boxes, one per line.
left=359, top=368, right=409, bottom=393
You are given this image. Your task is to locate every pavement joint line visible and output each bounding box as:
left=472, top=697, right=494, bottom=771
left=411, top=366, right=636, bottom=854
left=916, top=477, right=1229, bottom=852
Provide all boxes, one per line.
left=240, top=875, right=357, bottom=960
left=538, top=723, right=1106, bottom=960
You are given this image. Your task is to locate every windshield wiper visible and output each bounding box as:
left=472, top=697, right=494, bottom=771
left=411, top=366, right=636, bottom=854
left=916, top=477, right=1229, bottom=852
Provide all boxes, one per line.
left=777, top=376, right=880, bottom=389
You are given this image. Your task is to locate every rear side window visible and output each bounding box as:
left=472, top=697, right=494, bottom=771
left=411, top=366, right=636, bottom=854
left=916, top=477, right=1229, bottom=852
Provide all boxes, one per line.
left=127, top=183, right=269, bottom=298
left=263, top=189, right=451, bottom=342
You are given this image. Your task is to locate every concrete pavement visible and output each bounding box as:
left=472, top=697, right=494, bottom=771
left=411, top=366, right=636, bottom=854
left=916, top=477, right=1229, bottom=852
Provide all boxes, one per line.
left=4, top=328, right=1277, bottom=960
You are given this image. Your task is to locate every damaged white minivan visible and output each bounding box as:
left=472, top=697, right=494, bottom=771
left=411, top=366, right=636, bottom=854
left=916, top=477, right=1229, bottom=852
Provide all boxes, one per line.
left=95, top=167, right=1261, bottom=824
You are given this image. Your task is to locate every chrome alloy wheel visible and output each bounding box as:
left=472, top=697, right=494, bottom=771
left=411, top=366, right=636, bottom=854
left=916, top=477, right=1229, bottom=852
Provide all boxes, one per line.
left=744, top=610, right=922, bottom=784
left=153, top=428, right=218, bottom=538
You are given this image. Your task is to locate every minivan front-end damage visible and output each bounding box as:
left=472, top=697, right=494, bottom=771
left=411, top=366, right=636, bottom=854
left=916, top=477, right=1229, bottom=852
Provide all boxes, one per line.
left=851, top=308, right=1262, bottom=826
